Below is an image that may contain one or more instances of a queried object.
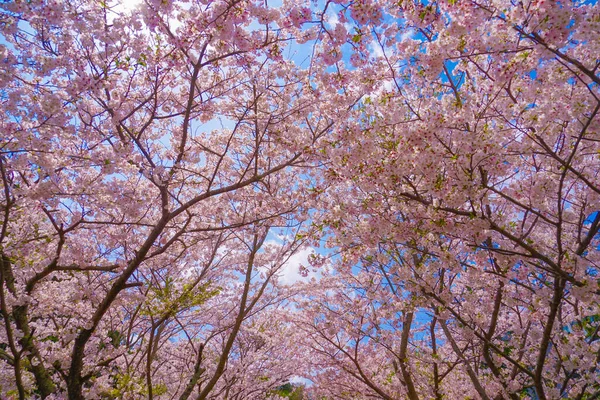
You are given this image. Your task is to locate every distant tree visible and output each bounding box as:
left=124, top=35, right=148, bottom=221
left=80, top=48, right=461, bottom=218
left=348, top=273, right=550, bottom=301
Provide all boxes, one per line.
left=269, top=382, right=305, bottom=400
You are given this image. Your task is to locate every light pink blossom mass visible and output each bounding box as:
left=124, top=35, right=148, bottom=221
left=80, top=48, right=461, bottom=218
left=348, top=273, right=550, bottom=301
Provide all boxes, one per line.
left=0, top=0, right=599, bottom=399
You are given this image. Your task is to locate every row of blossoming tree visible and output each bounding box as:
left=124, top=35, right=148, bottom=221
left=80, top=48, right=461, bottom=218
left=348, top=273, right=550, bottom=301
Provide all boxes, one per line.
left=1, top=0, right=599, bottom=399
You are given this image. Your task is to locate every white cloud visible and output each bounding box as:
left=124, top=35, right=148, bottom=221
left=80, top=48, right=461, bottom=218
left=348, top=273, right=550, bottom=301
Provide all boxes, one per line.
left=370, top=39, right=385, bottom=58
left=400, top=29, right=414, bottom=42
left=290, top=375, right=313, bottom=387
left=326, top=11, right=339, bottom=26
left=111, top=0, right=184, bottom=30
left=277, top=247, right=320, bottom=285
left=113, top=0, right=142, bottom=13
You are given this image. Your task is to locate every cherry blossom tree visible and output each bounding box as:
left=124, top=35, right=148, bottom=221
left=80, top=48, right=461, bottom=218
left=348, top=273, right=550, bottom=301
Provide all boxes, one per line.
left=2, top=0, right=600, bottom=399
left=295, top=0, right=600, bottom=399
left=0, top=0, right=331, bottom=398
